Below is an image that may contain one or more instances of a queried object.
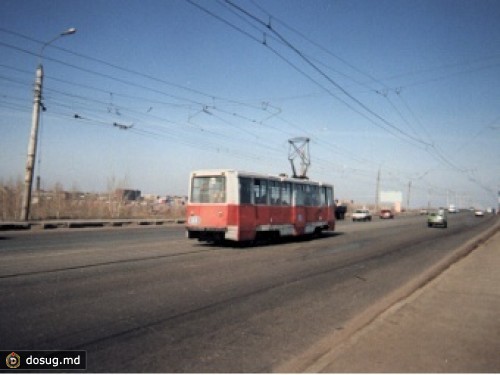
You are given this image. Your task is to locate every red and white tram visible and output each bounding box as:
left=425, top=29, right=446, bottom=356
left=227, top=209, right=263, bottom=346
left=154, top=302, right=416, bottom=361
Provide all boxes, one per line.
left=186, top=169, right=335, bottom=242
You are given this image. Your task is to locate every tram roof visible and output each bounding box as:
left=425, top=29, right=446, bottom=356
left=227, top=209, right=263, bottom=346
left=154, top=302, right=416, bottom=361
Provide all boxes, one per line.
left=190, top=169, right=332, bottom=186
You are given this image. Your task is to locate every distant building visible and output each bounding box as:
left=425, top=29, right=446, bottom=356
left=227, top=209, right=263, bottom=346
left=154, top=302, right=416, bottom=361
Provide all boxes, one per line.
left=157, top=196, right=186, bottom=206
left=380, top=191, right=403, bottom=213
left=115, top=189, right=141, bottom=201
left=142, top=194, right=157, bottom=202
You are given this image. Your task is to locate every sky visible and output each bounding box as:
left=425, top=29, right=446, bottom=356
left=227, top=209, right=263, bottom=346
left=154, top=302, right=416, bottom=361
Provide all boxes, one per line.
left=0, top=0, right=499, bottom=209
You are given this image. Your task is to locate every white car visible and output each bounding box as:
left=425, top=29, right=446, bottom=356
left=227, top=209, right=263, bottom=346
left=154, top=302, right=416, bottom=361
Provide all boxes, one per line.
left=352, top=209, right=372, bottom=222
left=474, top=209, right=485, bottom=217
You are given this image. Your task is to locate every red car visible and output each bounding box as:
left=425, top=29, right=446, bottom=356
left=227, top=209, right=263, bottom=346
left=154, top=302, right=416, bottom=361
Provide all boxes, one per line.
left=379, top=209, right=394, bottom=219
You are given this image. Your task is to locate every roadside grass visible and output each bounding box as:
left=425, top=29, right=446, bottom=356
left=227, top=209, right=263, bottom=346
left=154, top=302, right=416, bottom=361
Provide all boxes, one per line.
left=1, top=179, right=185, bottom=221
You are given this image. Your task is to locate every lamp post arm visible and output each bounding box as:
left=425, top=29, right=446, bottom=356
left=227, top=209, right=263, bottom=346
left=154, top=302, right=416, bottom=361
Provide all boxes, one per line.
left=38, top=28, right=77, bottom=63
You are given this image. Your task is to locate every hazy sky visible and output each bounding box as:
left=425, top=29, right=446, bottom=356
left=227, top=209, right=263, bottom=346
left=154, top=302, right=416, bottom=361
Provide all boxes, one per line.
left=1, top=0, right=499, bottom=208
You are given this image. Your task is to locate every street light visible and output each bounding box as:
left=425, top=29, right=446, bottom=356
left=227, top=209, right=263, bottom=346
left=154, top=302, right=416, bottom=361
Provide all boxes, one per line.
left=20, top=28, right=77, bottom=221
left=39, top=28, right=77, bottom=62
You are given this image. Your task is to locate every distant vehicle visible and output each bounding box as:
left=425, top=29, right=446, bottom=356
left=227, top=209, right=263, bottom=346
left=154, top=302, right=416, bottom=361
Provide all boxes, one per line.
left=419, top=209, right=428, bottom=215
left=185, top=169, right=335, bottom=243
left=448, top=204, right=458, bottom=213
left=379, top=209, right=394, bottom=219
left=474, top=209, right=485, bottom=217
left=335, top=205, right=347, bottom=220
left=427, top=209, right=448, bottom=228
left=352, top=209, right=372, bottom=222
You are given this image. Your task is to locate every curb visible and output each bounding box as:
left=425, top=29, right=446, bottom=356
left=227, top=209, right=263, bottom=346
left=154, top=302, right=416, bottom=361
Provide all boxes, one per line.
left=0, top=219, right=186, bottom=231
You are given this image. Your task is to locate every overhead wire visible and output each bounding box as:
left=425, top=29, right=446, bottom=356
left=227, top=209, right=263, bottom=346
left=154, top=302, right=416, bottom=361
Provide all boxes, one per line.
left=0, top=34, right=295, bottom=154
left=224, top=0, right=496, bottom=184
left=1, top=20, right=493, bottom=201
left=0, top=26, right=423, bottom=174
left=222, top=0, right=435, bottom=146
left=0, top=27, right=261, bottom=109
left=248, top=0, right=387, bottom=91
left=43, top=83, right=293, bottom=167
left=0, top=39, right=424, bottom=195
left=219, top=1, right=494, bottom=198
left=0, top=46, right=289, bottom=166
left=186, top=0, right=458, bottom=191
left=186, top=0, right=451, bottom=192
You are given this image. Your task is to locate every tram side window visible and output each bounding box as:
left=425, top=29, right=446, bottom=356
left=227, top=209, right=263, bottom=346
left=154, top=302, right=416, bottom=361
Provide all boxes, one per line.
left=302, top=184, right=317, bottom=206
left=321, top=187, right=328, bottom=206
left=321, top=186, right=333, bottom=206
left=294, top=184, right=304, bottom=206
left=191, top=176, right=225, bottom=203
left=303, top=184, right=311, bottom=206
left=327, top=186, right=334, bottom=206
left=281, top=182, right=291, bottom=205
left=299, top=184, right=319, bottom=206
left=253, top=179, right=268, bottom=205
left=239, top=177, right=252, bottom=204
left=269, top=180, right=281, bottom=206
left=310, top=185, right=319, bottom=206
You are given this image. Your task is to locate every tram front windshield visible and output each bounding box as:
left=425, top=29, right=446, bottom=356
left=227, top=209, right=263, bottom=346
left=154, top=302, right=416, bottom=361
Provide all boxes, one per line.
left=191, top=176, right=226, bottom=203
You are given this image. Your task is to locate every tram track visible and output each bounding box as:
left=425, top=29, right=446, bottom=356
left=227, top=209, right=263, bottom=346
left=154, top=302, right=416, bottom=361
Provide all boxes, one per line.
left=0, top=246, right=226, bottom=279
left=0, top=250, right=198, bottom=279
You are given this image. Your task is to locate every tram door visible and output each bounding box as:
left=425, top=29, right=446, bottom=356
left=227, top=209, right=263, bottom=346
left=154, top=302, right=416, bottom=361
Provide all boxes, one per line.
left=293, top=184, right=306, bottom=235
left=238, top=177, right=257, bottom=240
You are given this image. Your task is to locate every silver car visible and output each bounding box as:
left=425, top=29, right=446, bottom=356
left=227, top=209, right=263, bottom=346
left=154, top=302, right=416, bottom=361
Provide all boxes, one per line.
left=427, top=209, right=448, bottom=228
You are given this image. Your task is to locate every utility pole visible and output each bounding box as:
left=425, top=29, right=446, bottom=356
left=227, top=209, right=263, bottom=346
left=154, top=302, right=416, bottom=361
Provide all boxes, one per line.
left=20, top=65, right=43, bottom=221
left=19, top=28, right=76, bottom=221
left=407, top=180, right=412, bottom=211
left=375, top=167, right=381, bottom=211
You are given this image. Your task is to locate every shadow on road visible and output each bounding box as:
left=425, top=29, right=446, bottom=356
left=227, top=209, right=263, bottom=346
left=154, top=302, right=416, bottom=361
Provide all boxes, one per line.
left=200, top=231, right=345, bottom=249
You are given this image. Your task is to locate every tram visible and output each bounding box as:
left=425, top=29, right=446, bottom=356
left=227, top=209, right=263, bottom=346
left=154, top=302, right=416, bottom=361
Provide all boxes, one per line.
left=186, top=169, right=335, bottom=242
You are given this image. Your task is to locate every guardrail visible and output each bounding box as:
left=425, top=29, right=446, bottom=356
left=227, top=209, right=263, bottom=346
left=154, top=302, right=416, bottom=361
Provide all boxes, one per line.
left=0, top=219, right=186, bottom=231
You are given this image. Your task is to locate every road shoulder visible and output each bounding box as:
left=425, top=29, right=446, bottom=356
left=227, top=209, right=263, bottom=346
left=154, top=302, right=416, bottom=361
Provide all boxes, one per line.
left=318, top=223, right=500, bottom=372
left=275, top=217, right=499, bottom=373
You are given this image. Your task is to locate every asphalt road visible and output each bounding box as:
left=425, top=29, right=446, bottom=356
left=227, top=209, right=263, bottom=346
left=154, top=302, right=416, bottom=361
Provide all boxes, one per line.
left=0, top=212, right=496, bottom=372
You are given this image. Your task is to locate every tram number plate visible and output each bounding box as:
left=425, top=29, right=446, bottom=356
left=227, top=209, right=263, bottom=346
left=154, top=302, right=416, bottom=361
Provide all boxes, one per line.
left=188, top=215, right=200, bottom=225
